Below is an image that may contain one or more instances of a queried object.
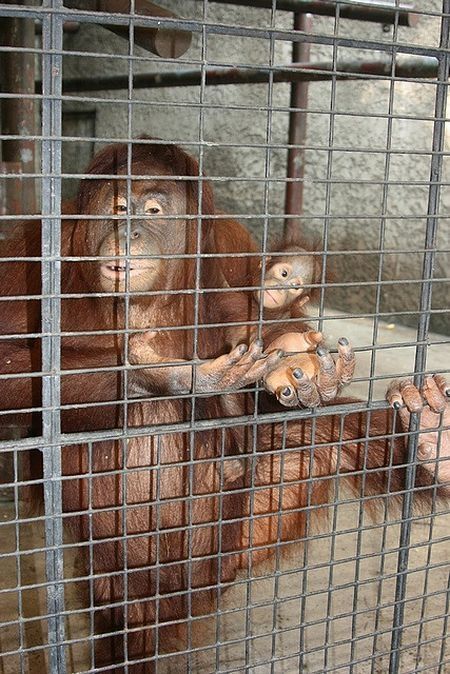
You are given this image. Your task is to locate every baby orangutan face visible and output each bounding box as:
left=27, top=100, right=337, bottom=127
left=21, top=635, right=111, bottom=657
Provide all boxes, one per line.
left=256, top=251, right=314, bottom=310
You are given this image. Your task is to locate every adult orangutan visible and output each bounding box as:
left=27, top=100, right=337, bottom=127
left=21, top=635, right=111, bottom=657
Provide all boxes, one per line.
left=0, top=138, right=448, bottom=673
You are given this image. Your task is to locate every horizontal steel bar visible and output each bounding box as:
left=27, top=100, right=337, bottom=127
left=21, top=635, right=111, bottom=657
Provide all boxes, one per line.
left=45, top=57, right=440, bottom=93
left=1, top=392, right=449, bottom=451
left=0, top=5, right=446, bottom=59
left=0, top=397, right=388, bottom=451
left=195, top=0, right=419, bottom=27
left=0, top=245, right=448, bottom=261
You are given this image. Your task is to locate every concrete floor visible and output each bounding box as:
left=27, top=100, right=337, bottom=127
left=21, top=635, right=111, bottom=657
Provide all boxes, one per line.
left=0, top=313, right=449, bottom=673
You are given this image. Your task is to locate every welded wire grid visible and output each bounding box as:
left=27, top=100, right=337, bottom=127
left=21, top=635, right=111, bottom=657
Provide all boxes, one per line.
left=0, top=1, right=449, bottom=673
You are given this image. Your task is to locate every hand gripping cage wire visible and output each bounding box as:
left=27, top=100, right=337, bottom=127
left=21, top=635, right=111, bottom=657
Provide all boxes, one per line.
left=0, top=1, right=449, bottom=673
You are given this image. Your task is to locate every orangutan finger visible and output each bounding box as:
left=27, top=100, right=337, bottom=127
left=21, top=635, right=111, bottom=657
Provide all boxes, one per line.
left=302, top=331, right=323, bottom=350
left=433, top=374, right=450, bottom=398
left=386, top=378, right=423, bottom=413
left=263, top=358, right=292, bottom=396
left=386, top=379, right=404, bottom=410
left=336, top=337, right=356, bottom=387
left=224, top=343, right=249, bottom=366
left=244, top=349, right=285, bottom=384
left=291, top=368, right=321, bottom=408
left=296, top=294, right=310, bottom=309
left=220, top=343, right=248, bottom=365
left=316, top=346, right=338, bottom=402
left=399, top=380, right=423, bottom=413
left=423, top=376, right=447, bottom=414
left=263, top=353, right=314, bottom=393
left=276, top=384, right=299, bottom=407
left=217, top=340, right=266, bottom=386
left=202, top=343, right=248, bottom=381
left=242, top=338, right=265, bottom=363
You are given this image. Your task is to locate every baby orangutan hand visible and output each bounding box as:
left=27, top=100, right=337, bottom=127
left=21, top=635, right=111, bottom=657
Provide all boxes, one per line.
left=263, top=331, right=355, bottom=408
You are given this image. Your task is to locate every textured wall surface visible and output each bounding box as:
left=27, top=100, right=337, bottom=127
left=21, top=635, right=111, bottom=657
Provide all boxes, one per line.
left=62, top=1, right=449, bottom=334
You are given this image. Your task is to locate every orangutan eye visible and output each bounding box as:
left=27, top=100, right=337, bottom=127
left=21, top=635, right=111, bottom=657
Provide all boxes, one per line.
left=144, top=198, right=162, bottom=215
left=114, top=198, right=128, bottom=214
left=281, top=269, right=288, bottom=278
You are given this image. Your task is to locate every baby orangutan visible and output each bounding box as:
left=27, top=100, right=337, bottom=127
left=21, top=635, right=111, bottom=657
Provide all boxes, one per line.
left=254, top=245, right=320, bottom=314
left=249, top=244, right=353, bottom=408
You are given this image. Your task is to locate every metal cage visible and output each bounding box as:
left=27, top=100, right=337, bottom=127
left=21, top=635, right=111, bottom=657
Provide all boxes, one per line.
left=0, top=1, right=449, bottom=673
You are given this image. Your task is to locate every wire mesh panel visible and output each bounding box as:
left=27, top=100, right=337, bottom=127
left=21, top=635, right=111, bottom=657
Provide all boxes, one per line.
left=0, top=1, right=449, bottom=673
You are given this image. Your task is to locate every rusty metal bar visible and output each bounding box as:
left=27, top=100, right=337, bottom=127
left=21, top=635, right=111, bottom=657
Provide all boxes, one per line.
left=35, top=20, right=80, bottom=34
left=0, top=0, right=36, bottom=215
left=52, top=57, right=440, bottom=93
left=194, top=0, right=418, bottom=27
left=64, top=0, right=192, bottom=58
left=284, top=12, right=312, bottom=238
left=0, top=162, right=23, bottom=220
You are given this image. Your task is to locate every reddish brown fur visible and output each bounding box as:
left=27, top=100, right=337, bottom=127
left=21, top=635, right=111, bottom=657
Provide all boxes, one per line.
left=0, top=140, right=445, bottom=673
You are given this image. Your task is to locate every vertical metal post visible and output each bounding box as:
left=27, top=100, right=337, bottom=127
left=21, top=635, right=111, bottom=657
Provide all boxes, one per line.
left=388, top=2, right=450, bottom=671
left=284, top=12, right=312, bottom=238
left=0, top=0, right=36, bottom=215
left=41, top=1, right=66, bottom=672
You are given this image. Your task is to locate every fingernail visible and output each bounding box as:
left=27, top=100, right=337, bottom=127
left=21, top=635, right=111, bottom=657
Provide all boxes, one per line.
left=317, top=346, right=328, bottom=357
left=276, top=349, right=285, bottom=358
left=282, top=387, right=292, bottom=397
left=338, top=337, right=349, bottom=346
left=293, top=368, right=304, bottom=379
left=393, top=401, right=401, bottom=410
left=238, top=344, right=247, bottom=355
left=254, top=339, right=263, bottom=348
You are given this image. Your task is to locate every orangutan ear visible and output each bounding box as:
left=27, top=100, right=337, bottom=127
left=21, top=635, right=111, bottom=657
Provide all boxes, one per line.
left=258, top=256, right=272, bottom=270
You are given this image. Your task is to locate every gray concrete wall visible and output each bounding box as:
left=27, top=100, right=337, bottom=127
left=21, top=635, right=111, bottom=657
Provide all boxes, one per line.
left=62, top=1, right=449, bottom=334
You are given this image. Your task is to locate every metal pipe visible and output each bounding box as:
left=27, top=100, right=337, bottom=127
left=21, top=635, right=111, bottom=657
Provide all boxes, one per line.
left=0, top=162, right=23, bottom=221
left=34, top=20, right=80, bottom=33
left=52, top=57, right=441, bottom=93
left=64, top=0, right=192, bottom=58
left=0, top=0, right=36, bottom=214
left=284, top=12, right=312, bottom=238
left=193, top=0, right=418, bottom=27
